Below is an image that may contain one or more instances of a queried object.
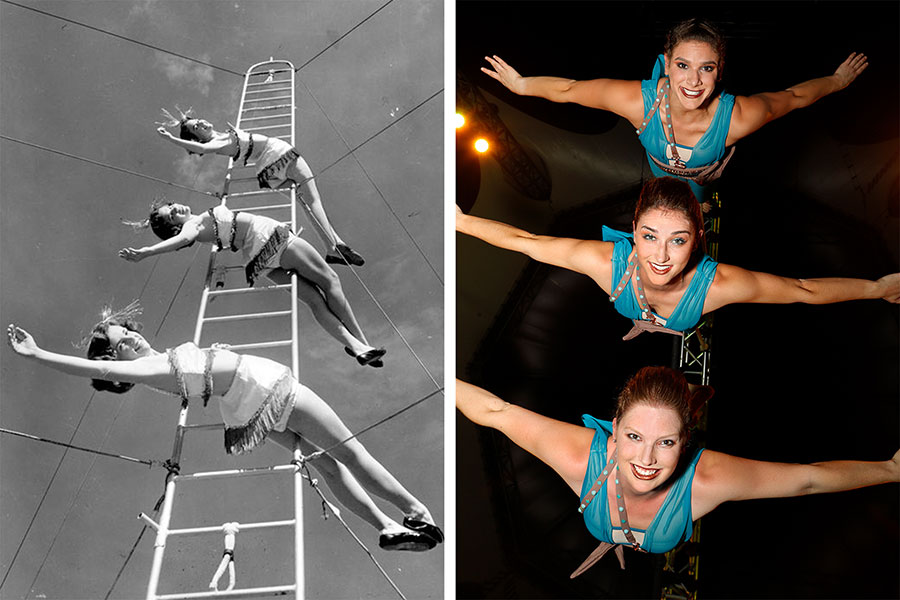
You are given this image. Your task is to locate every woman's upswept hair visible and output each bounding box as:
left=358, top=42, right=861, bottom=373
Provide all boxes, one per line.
left=82, top=301, right=144, bottom=394
left=634, top=177, right=705, bottom=252
left=664, top=18, right=727, bottom=78
left=615, top=366, right=713, bottom=441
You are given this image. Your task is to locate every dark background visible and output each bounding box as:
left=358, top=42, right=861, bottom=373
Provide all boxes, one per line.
left=456, top=2, right=899, bottom=598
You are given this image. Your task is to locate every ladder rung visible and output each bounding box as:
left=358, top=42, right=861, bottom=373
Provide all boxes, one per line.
left=244, top=94, right=292, bottom=103
left=208, top=284, right=291, bottom=296
left=240, top=103, right=293, bottom=112
left=156, top=584, right=296, bottom=599
left=241, top=113, right=292, bottom=123
left=225, top=190, right=287, bottom=199
left=245, top=86, right=292, bottom=95
left=243, top=124, right=291, bottom=133
left=177, top=464, right=298, bottom=482
left=183, top=423, right=224, bottom=431
left=203, top=309, right=292, bottom=324
left=168, top=519, right=296, bottom=536
left=225, top=340, right=292, bottom=350
left=250, top=67, right=292, bottom=75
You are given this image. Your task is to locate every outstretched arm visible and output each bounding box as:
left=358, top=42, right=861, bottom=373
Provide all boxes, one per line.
left=6, top=325, right=170, bottom=387
left=691, top=448, right=900, bottom=519
left=119, top=219, right=202, bottom=262
left=457, top=380, right=594, bottom=494
left=703, top=264, right=899, bottom=312
left=456, top=207, right=615, bottom=292
left=481, top=55, right=645, bottom=126
left=156, top=127, right=231, bottom=155
left=726, top=53, right=868, bottom=145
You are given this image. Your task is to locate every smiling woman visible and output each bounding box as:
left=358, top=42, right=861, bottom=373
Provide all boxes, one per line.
left=120, top=201, right=387, bottom=365
left=481, top=18, right=868, bottom=204
left=6, top=315, right=444, bottom=553
left=456, top=177, right=900, bottom=339
left=456, top=368, right=900, bottom=573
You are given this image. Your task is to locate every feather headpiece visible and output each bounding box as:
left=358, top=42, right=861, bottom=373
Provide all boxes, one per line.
left=156, top=105, right=194, bottom=128
left=75, top=300, right=144, bottom=349
left=121, top=196, right=169, bottom=232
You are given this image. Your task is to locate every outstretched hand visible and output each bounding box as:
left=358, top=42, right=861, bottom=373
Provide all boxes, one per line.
left=156, top=126, right=173, bottom=139
left=833, top=52, right=868, bottom=90
left=7, top=324, right=38, bottom=357
left=891, top=449, right=900, bottom=482
left=482, top=55, right=526, bottom=94
left=119, top=247, right=147, bottom=262
left=877, top=273, right=900, bottom=303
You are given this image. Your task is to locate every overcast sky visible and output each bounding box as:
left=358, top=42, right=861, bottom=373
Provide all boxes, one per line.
left=0, top=1, right=444, bottom=598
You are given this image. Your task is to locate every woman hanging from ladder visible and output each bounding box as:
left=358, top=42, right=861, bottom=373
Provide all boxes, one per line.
left=457, top=177, right=900, bottom=340
left=155, top=106, right=364, bottom=267
left=119, top=200, right=385, bottom=367
left=6, top=310, right=444, bottom=552
left=482, top=18, right=868, bottom=206
left=457, top=368, right=899, bottom=575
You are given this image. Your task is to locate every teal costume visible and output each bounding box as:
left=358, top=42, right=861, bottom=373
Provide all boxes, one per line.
left=603, top=226, right=717, bottom=334
left=637, top=55, right=735, bottom=202
left=579, top=415, right=703, bottom=554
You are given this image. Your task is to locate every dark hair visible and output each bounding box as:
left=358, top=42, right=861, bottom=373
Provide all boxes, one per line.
left=86, top=317, right=144, bottom=394
left=615, top=366, right=691, bottom=440
left=148, top=203, right=183, bottom=240
left=178, top=118, right=202, bottom=143
left=633, top=177, right=704, bottom=251
left=664, top=18, right=726, bottom=78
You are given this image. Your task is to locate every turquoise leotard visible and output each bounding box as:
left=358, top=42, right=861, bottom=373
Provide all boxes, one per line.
left=602, top=226, right=717, bottom=332
left=637, top=55, right=735, bottom=202
left=580, top=415, right=703, bottom=554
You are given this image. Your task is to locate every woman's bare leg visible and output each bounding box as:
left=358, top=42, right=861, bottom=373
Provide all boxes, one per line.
left=267, top=430, right=403, bottom=532
left=286, top=156, right=344, bottom=249
left=285, top=384, right=433, bottom=524
left=265, top=270, right=373, bottom=355
left=278, top=238, right=372, bottom=348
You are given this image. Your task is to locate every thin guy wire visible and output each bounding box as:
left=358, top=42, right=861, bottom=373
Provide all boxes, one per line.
left=0, top=428, right=161, bottom=467
left=0, top=135, right=219, bottom=199
left=0, top=0, right=243, bottom=77
left=294, top=0, right=395, bottom=72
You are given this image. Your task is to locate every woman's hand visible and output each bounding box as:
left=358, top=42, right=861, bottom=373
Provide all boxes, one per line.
left=832, top=52, right=868, bottom=90
left=118, top=247, right=148, bottom=262
left=482, top=55, right=527, bottom=94
left=156, top=126, right=173, bottom=139
left=7, top=324, right=38, bottom=357
left=876, top=273, right=900, bottom=303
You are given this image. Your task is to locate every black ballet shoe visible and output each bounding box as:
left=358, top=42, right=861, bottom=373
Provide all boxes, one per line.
left=325, top=244, right=365, bottom=267
left=345, top=346, right=387, bottom=367
left=402, top=518, right=444, bottom=545
left=378, top=530, right=436, bottom=552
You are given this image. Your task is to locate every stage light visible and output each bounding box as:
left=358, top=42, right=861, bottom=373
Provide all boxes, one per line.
left=455, top=113, right=465, bottom=128
left=474, top=138, right=489, bottom=153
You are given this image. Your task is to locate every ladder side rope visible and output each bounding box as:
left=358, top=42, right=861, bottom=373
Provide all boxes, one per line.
left=21, top=396, right=134, bottom=599
left=298, top=463, right=407, bottom=600
left=0, top=212, right=200, bottom=595
left=299, top=82, right=444, bottom=285
left=304, top=387, right=443, bottom=462
left=0, top=135, right=220, bottom=199
left=0, top=0, right=243, bottom=77
left=0, top=385, right=104, bottom=592
left=0, top=428, right=162, bottom=467
left=275, top=188, right=441, bottom=390
left=293, top=0, right=396, bottom=73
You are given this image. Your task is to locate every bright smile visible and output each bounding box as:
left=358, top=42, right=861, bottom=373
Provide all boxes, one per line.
left=648, top=262, right=673, bottom=275
left=680, top=87, right=703, bottom=99
left=631, top=464, right=661, bottom=480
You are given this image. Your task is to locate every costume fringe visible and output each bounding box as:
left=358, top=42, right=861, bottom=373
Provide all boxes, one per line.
left=256, top=148, right=300, bottom=189
left=223, top=371, right=295, bottom=455
left=244, top=225, right=291, bottom=286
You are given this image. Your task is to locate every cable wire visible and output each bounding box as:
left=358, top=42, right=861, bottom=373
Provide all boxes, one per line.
left=294, top=0, right=395, bottom=72
left=0, top=428, right=161, bottom=467
left=0, top=134, right=219, bottom=198
left=0, top=0, right=243, bottom=77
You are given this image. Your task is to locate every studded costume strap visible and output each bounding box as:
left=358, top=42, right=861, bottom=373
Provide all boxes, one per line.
left=635, top=77, right=685, bottom=168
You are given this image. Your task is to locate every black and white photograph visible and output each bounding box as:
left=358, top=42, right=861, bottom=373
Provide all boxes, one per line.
left=0, top=1, right=443, bottom=598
